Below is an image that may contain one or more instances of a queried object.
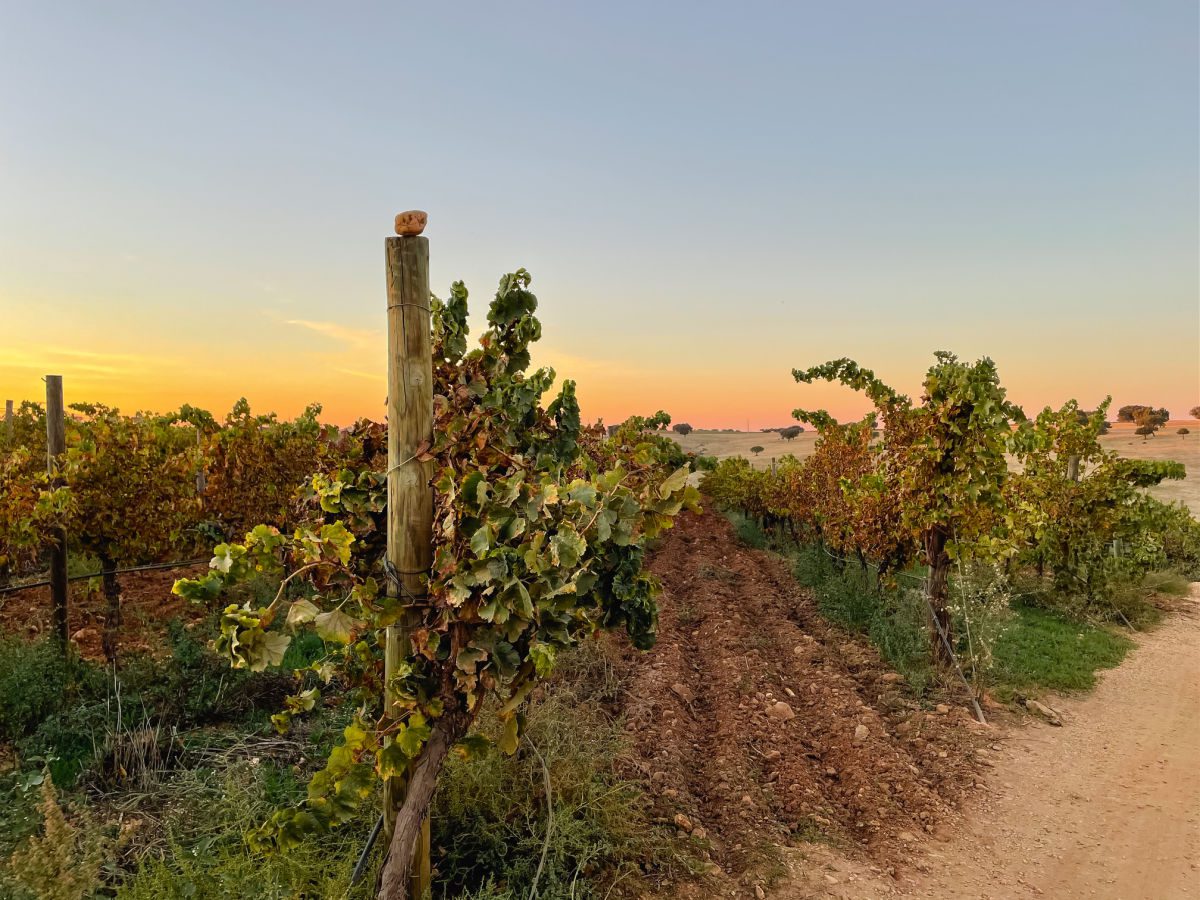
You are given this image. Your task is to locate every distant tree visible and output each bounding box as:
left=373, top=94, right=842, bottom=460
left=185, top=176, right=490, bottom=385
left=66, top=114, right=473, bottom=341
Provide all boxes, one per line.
left=780, top=425, right=803, bottom=441
left=1133, top=407, right=1168, bottom=439
left=672, top=423, right=693, bottom=436
left=749, top=445, right=764, bottom=456
left=1191, top=406, right=1200, bottom=419
left=1117, top=405, right=1169, bottom=426
left=1179, top=427, right=1191, bottom=438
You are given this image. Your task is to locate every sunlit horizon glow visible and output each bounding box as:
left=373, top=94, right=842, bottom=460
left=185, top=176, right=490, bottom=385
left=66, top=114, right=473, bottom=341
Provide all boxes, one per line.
left=2, top=3, right=1197, bottom=429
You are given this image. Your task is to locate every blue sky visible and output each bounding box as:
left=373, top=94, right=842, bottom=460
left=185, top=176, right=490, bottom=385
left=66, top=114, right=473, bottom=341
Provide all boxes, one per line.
left=1, top=2, right=1196, bottom=426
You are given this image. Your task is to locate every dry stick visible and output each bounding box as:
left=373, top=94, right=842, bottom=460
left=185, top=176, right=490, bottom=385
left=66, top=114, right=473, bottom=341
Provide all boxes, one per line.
left=527, top=736, right=555, bottom=900
left=45, top=375, right=69, bottom=650
left=923, top=590, right=987, bottom=725
left=351, top=816, right=386, bottom=886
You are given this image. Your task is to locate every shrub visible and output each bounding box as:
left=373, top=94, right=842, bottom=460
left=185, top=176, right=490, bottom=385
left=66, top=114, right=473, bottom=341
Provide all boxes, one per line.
left=113, top=760, right=370, bottom=900
left=432, top=646, right=692, bottom=899
left=3, top=775, right=111, bottom=900
left=0, top=639, right=71, bottom=743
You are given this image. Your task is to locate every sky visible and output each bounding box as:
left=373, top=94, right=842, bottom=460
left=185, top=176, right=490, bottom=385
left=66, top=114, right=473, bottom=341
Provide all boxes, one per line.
left=1, top=1, right=1197, bottom=429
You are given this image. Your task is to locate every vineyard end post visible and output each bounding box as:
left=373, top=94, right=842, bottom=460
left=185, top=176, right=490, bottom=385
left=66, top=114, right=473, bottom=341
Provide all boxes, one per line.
left=45, top=376, right=69, bottom=650
left=383, top=220, right=433, bottom=897
left=4, top=399, right=12, bottom=446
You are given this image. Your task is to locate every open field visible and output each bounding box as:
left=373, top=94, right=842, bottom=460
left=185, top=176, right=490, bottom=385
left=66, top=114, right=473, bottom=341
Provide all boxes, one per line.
left=671, top=421, right=1200, bottom=512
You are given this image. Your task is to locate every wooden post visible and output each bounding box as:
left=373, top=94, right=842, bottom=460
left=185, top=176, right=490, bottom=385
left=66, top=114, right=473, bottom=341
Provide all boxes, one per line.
left=383, top=226, right=434, bottom=897
left=4, top=399, right=12, bottom=447
left=45, top=376, right=69, bottom=650
left=195, top=428, right=207, bottom=495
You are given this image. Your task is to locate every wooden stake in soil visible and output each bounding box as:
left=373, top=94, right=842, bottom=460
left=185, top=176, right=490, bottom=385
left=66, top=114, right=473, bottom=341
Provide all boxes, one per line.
left=45, top=376, right=69, bottom=650
left=4, top=399, right=12, bottom=446
left=382, top=218, right=433, bottom=898
left=195, top=428, right=207, bottom=495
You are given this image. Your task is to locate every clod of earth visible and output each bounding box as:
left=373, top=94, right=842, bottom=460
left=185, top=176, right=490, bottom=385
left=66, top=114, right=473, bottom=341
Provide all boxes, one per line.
left=768, top=701, right=796, bottom=721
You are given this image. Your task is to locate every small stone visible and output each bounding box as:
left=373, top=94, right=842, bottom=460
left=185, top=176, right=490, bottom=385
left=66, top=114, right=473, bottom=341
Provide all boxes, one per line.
left=898, top=830, right=918, bottom=843
left=692, top=826, right=707, bottom=840
left=854, top=724, right=869, bottom=743
left=673, top=813, right=693, bottom=832
left=670, top=683, right=695, bottom=704
left=394, top=210, right=428, bottom=235
left=1025, top=698, right=1063, bottom=726
left=881, top=672, right=903, bottom=683
left=767, top=701, right=796, bottom=721
left=764, top=749, right=782, bottom=762
left=935, top=703, right=950, bottom=714
left=755, top=885, right=766, bottom=899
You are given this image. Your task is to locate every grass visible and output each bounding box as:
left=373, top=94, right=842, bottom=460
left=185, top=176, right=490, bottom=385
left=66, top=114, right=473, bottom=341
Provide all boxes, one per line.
left=989, top=603, right=1133, bottom=700
left=431, top=642, right=696, bottom=899
left=2, top=618, right=688, bottom=900
left=718, top=507, right=1144, bottom=704
left=112, top=758, right=373, bottom=900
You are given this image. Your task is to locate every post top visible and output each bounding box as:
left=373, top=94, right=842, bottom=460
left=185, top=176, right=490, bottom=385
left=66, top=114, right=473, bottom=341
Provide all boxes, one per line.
left=394, top=210, right=428, bottom=236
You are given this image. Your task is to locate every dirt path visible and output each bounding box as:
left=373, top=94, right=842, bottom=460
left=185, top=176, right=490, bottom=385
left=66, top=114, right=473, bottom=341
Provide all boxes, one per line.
left=782, top=589, right=1200, bottom=900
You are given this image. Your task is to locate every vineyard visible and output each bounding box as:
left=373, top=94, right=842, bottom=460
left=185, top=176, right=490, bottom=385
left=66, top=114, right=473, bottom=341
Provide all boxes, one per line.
left=1, top=241, right=1198, bottom=899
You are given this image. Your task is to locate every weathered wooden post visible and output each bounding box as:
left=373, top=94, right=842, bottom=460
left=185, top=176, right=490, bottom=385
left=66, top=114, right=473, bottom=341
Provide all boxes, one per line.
left=45, top=376, right=69, bottom=650
left=382, top=210, right=433, bottom=898
left=4, top=399, right=12, bottom=446
left=195, top=428, right=207, bottom=495
left=1066, top=454, right=1080, bottom=482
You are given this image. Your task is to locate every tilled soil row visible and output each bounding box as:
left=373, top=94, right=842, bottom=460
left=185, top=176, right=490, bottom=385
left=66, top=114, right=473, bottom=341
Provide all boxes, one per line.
left=615, top=510, right=985, bottom=893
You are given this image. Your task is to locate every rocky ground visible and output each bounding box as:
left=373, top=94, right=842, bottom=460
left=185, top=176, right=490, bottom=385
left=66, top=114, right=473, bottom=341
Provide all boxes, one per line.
left=617, top=510, right=986, bottom=898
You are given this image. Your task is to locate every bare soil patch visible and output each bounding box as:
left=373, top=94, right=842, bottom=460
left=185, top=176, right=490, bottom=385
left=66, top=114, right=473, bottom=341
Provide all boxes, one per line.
left=0, top=564, right=208, bottom=659
left=617, top=510, right=986, bottom=897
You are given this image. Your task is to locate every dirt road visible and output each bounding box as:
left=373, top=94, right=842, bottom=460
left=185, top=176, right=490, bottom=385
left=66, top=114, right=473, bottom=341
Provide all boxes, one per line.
left=783, top=589, right=1200, bottom=900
